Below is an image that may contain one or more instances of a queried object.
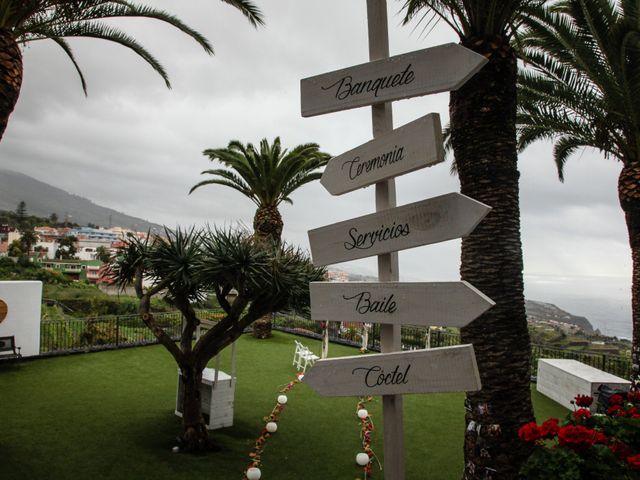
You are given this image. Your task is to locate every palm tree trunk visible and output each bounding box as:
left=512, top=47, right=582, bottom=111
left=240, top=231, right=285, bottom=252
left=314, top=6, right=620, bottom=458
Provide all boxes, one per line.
left=252, top=205, right=283, bottom=338
left=619, top=162, right=640, bottom=389
left=0, top=29, right=22, bottom=142
left=450, top=36, right=534, bottom=479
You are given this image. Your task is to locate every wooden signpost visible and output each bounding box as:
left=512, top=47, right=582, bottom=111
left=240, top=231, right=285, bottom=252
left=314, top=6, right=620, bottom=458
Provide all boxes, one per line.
left=298, top=1, right=490, bottom=478
left=308, top=193, right=491, bottom=266
left=320, top=113, right=444, bottom=195
left=303, top=345, right=481, bottom=397
left=310, top=281, right=495, bottom=327
left=301, top=43, right=488, bottom=117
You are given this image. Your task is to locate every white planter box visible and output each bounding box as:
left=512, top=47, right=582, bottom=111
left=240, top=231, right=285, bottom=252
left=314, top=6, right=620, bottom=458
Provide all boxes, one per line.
left=175, top=367, right=236, bottom=430
left=537, top=359, right=631, bottom=411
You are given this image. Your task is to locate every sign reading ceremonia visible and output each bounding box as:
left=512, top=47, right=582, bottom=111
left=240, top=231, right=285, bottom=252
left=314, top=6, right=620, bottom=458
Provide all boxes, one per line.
left=301, top=43, right=488, bottom=117
left=302, top=345, right=482, bottom=397
left=310, top=281, right=494, bottom=327
left=320, top=113, right=444, bottom=196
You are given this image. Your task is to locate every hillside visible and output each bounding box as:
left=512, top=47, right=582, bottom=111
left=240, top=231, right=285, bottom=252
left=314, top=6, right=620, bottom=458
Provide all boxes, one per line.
left=525, top=300, right=595, bottom=333
left=0, top=169, right=163, bottom=231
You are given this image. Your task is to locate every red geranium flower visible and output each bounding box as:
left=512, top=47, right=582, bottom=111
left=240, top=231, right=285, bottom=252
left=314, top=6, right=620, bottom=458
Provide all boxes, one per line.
left=627, top=454, right=640, bottom=471
left=607, top=404, right=624, bottom=416
left=609, top=441, right=632, bottom=460
left=609, top=394, right=625, bottom=405
left=572, top=408, right=592, bottom=421
left=557, top=425, right=601, bottom=451
left=574, top=394, right=594, bottom=407
left=628, top=391, right=640, bottom=404
left=518, top=422, right=542, bottom=443
left=540, top=418, right=559, bottom=438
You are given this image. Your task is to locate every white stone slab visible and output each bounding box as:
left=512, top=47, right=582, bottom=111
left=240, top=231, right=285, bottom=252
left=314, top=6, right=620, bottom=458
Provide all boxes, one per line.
left=301, top=43, right=488, bottom=117
left=302, top=345, right=481, bottom=397
left=536, top=359, right=631, bottom=411
left=320, top=113, right=444, bottom=195
left=310, top=281, right=493, bottom=327
left=308, top=192, right=491, bottom=266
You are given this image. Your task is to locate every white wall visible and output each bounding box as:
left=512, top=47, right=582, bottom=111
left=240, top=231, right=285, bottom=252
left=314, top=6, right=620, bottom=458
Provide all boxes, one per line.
left=0, top=281, right=42, bottom=357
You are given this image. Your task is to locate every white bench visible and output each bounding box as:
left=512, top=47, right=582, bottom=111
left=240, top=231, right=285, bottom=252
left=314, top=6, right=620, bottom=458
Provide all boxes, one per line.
left=537, top=359, right=631, bottom=411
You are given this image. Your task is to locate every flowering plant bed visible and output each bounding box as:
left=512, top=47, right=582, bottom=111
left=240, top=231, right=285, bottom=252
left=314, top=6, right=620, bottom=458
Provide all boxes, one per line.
left=519, top=391, right=640, bottom=479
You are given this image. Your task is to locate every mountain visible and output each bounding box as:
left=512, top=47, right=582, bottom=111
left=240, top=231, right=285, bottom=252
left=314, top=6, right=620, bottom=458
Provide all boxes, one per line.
left=0, top=169, right=164, bottom=232
left=525, top=300, right=595, bottom=333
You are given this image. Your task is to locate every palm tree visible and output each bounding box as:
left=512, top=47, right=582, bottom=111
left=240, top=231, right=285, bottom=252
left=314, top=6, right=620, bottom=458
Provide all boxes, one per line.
left=401, top=1, right=541, bottom=477
left=517, top=0, right=640, bottom=389
left=190, top=137, right=329, bottom=338
left=0, top=0, right=264, bottom=141
left=191, top=137, right=329, bottom=244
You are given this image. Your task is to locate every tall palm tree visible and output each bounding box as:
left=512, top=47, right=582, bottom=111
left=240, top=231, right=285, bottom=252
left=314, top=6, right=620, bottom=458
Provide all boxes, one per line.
left=401, top=1, right=541, bottom=477
left=190, top=137, right=329, bottom=244
left=517, top=0, right=640, bottom=389
left=190, top=137, right=329, bottom=338
left=0, top=0, right=264, bottom=141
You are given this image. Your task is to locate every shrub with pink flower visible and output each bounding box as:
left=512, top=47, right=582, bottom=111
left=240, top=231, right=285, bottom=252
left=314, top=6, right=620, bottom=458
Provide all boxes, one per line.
left=520, top=392, right=640, bottom=479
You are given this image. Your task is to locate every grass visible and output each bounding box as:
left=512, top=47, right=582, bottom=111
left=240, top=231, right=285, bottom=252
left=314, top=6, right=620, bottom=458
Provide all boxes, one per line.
left=0, top=331, right=567, bottom=480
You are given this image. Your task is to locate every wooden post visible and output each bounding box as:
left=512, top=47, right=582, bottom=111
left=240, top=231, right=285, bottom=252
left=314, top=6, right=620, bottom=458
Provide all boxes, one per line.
left=367, top=1, right=404, bottom=478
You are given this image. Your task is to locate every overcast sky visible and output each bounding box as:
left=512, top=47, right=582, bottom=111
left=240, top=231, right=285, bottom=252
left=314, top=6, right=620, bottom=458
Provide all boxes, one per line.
left=0, top=0, right=631, bottom=335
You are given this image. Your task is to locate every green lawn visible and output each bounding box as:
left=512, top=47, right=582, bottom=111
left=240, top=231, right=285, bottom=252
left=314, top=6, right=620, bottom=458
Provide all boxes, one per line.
left=0, top=332, right=567, bottom=479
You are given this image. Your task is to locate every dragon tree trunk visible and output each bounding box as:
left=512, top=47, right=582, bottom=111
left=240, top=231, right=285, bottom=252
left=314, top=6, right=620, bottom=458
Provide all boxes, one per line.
left=0, top=29, right=22, bottom=142
left=619, top=161, right=640, bottom=389
left=178, top=363, right=210, bottom=452
left=450, top=36, right=534, bottom=479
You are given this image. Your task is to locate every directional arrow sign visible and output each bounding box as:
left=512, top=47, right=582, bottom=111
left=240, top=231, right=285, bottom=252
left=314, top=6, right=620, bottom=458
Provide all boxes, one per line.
left=301, top=43, right=488, bottom=118
left=320, top=113, right=444, bottom=196
left=308, top=192, right=491, bottom=266
left=302, top=345, right=481, bottom=397
left=310, top=281, right=494, bottom=327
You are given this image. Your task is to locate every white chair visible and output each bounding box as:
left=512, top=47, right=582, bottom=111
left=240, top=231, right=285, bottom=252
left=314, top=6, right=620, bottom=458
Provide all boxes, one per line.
left=292, top=340, right=319, bottom=373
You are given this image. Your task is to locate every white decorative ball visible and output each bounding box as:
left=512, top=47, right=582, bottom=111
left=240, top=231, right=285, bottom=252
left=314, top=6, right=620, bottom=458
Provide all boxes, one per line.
left=277, top=394, right=288, bottom=405
left=357, top=409, right=369, bottom=419
left=356, top=453, right=370, bottom=466
left=266, top=422, right=278, bottom=433
left=246, top=467, right=262, bottom=480
left=171, top=446, right=180, bottom=453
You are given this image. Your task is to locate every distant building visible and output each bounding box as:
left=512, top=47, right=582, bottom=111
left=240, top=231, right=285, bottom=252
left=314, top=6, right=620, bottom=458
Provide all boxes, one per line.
left=327, top=270, right=349, bottom=282
left=40, top=259, right=104, bottom=283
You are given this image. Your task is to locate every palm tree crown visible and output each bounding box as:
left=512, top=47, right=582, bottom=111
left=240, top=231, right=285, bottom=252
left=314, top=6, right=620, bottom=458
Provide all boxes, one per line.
left=517, top=0, right=640, bottom=388
left=0, top=0, right=264, bottom=140
left=190, top=137, right=330, bottom=243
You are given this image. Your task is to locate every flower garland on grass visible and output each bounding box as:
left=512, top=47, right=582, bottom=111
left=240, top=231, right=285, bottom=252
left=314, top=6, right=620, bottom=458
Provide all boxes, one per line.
left=242, top=373, right=303, bottom=480
left=355, top=396, right=382, bottom=479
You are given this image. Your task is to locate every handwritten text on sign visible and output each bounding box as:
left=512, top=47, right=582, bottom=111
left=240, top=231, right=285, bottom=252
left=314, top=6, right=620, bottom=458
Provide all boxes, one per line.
left=310, top=281, right=495, bottom=327
left=302, top=345, right=482, bottom=397
left=308, top=192, right=491, bottom=266
left=320, top=114, right=444, bottom=196
left=301, top=43, right=488, bottom=117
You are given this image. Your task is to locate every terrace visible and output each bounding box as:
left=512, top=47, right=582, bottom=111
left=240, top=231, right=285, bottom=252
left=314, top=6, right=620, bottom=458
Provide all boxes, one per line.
left=0, top=331, right=566, bottom=480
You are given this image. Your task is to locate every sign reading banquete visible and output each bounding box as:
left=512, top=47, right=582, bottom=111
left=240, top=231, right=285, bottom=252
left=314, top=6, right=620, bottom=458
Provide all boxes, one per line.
left=302, top=345, right=482, bottom=397
left=320, top=114, right=444, bottom=196
left=308, top=192, right=491, bottom=266
left=310, top=281, right=494, bottom=327
left=301, top=43, right=488, bottom=118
